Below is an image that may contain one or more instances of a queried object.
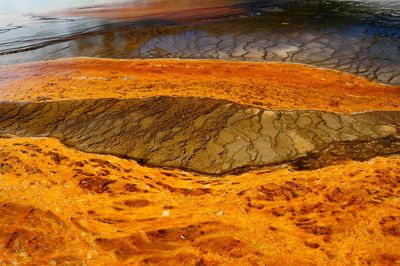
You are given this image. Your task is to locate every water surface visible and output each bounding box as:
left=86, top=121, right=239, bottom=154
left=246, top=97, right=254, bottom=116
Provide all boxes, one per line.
left=0, top=0, right=399, bottom=84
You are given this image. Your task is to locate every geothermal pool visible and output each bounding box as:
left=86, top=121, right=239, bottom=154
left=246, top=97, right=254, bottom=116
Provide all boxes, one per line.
left=0, top=0, right=399, bottom=84
left=0, top=1, right=400, bottom=265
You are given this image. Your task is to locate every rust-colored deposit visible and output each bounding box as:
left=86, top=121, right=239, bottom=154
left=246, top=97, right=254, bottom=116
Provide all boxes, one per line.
left=1, top=58, right=399, bottom=113
left=57, top=0, right=247, bottom=21
left=1, top=137, right=400, bottom=265
left=1, top=58, right=400, bottom=265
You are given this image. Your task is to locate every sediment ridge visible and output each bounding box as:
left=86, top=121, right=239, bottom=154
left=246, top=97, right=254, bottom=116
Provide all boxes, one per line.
left=1, top=96, right=399, bottom=174
left=2, top=58, right=399, bottom=113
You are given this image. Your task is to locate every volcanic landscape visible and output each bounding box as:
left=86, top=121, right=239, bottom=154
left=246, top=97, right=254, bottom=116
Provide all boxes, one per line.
left=0, top=0, right=399, bottom=265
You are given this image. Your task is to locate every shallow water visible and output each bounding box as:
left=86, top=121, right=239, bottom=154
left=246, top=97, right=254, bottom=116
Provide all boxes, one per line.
left=0, top=0, right=399, bottom=84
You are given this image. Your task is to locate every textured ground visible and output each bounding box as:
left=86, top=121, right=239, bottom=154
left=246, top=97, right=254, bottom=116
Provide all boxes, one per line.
left=1, top=58, right=400, bottom=112
left=0, top=137, right=400, bottom=265
left=1, top=97, right=399, bottom=174
left=0, top=58, right=400, bottom=265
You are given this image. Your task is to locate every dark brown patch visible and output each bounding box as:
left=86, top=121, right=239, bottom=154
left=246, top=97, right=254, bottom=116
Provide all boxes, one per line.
left=46, top=151, right=68, bottom=164
left=79, top=177, right=116, bottom=193
left=124, top=183, right=140, bottom=192
left=123, top=199, right=150, bottom=208
left=304, top=241, right=320, bottom=249
left=380, top=216, right=400, bottom=237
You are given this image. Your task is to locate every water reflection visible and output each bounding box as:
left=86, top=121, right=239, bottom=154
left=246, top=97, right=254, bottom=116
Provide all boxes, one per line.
left=0, top=0, right=399, bottom=84
left=0, top=0, right=130, bottom=13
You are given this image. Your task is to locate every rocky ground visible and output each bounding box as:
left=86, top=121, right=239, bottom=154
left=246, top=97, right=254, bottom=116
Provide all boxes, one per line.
left=0, top=58, right=400, bottom=265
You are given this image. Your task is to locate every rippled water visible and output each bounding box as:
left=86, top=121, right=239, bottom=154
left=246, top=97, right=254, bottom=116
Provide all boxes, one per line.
left=0, top=0, right=399, bottom=84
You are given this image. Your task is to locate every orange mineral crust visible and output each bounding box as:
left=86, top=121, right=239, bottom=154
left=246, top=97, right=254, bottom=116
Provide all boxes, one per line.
left=1, top=58, right=399, bottom=113
left=57, top=0, right=248, bottom=21
left=0, top=137, right=399, bottom=265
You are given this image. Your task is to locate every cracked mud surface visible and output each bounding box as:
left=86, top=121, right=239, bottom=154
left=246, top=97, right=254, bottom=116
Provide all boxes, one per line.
left=1, top=137, right=400, bottom=265
left=0, top=96, right=399, bottom=174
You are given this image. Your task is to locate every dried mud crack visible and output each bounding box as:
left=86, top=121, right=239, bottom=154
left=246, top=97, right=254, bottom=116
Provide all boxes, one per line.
left=1, top=96, right=399, bottom=175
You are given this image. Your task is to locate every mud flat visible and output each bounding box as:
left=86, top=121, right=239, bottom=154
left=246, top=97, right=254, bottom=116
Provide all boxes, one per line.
left=0, top=58, right=400, bottom=265
left=0, top=97, right=399, bottom=174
